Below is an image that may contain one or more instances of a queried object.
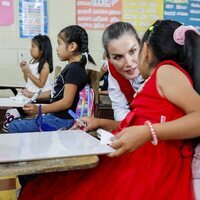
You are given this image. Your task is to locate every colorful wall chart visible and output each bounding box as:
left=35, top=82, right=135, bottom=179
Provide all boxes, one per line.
left=122, top=0, right=163, bottom=36
left=164, top=0, right=200, bottom=30
left=19, top=0, right=48, bottom=38
left=0, top=0, right=14, bottom=25
left=76, top=0, right=122, bottom=30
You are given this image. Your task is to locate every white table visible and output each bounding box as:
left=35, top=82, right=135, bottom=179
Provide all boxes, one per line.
left=0, top=97, right=26, bottom=108
left=0, top=130, right=114, bottom=165
left=0, top=130, right=113, bottom=191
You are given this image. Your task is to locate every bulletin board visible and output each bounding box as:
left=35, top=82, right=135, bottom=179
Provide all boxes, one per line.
left=122, top=0, right=163, bottom=36
left=164, top=0, right=200, bottom=31
left=0, top=0, right=14, bottom=25
left=76, top=0, right=199, bottom=33
left=76, top=0, right=122, bottom=30
left=19, top=0, right=48, bottom=38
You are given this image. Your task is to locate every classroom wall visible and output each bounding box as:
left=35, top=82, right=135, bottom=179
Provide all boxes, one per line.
left=0, top=0, right=103, bottom=97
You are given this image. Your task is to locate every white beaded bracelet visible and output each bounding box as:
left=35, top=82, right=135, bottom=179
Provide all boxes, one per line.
left=145, top=120, right=158, bottom=145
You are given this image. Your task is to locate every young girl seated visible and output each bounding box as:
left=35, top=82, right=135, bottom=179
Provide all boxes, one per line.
left=2, top=34, right=53, bottom=132
left=8, top=25, right=96, bottom=133
left=19, top=20, right=200, bottom=200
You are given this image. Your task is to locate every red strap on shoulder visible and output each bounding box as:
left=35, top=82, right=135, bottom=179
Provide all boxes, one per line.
left=108, top=61, right=135, bottom=104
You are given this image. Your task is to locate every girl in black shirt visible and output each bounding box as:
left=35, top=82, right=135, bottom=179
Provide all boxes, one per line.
left=8, top=25, right=96, bottom=133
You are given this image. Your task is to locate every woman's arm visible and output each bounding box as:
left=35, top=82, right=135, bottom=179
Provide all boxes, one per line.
left=77, top=117, right=119, bottom=132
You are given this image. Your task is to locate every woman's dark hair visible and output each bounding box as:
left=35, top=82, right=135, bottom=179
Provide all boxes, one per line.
left=141, top=20, right=200, bottom=93
left=102, top=22, right=141, bottom=58
left=58, top=25, right=96, bottom=66
left=32, top=34, right=53, bottom=73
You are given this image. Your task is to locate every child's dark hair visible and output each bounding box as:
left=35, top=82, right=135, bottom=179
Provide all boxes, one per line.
left=32, top=34, right=53, bottom=74
left=58, top=25, right=96, bottom=66
left=102, top=22, right=140, bottom=58
left=141, top=20, right=200, bottom=93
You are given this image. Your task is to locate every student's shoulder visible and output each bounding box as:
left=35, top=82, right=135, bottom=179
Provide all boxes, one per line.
left=68, top=62, right=86, bottom=74
left=68, top=62, right=83, bottom=69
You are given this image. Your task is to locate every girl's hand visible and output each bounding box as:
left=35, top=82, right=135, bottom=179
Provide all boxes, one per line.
left=109, top=125, right=151, bottom=157
left=20, top=61, right=26, bottom=68
left=21, top=89, right=33, bottom=98
left=23, top=104, right=38, bottom=116
left=20, top=61, right=31, bottom=76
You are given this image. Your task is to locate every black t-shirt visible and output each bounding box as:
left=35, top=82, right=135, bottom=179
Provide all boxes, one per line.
left=50, top=62, right=87, bottom=119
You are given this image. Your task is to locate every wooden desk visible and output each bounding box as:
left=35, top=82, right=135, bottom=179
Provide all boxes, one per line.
left=0, top=84, right=24, bottom=96
left=0, top=130, right=108, bottom=191
left=0, top=130, right=114, bottom=176
left=0, top=155, right=98, bottom=192
left=0, top=155, right=98, bottom=177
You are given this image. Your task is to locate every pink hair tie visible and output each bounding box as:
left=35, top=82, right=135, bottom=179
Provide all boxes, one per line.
left=173, top=25, right=200, bottom=45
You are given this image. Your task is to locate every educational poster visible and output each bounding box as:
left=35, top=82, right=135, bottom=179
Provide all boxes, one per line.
left=19, top=0, right=48, bottom=38
left=164, top=0, right=200, bottom=31
left=165, top=0, right=188, bottom=3
left=0, top=0, right=14, bottom=25
left=122, top=0, right=164, bottom=36
left=76, top=0, right=122, bottom=30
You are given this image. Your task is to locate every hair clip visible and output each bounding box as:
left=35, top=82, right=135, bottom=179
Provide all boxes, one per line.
left=173, top=25, right=200, bottom=45
left=149, top=26, right=154, bottom=31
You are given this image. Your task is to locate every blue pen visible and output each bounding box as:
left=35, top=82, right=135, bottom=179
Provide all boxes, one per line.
left=68, top=109, right=87, bottom=127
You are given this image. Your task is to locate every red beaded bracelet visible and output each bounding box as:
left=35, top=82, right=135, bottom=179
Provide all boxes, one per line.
left=145, top=120, right=158, bottom=145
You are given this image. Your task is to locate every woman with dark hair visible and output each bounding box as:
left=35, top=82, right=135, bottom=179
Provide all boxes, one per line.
left=102, top=22, right=144, bottom=121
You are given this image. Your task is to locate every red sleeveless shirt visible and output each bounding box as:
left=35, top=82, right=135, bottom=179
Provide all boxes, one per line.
left=19, top=60, right=194, bottom=200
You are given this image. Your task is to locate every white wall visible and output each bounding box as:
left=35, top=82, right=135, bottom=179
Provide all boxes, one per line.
left=0, top=0, right=103, bottom=97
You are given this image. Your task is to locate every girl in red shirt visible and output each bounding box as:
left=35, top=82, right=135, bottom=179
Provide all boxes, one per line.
left=19, top=20, right=200, bottom=200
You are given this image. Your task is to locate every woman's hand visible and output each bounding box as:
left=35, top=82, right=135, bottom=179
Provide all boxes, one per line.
left=23, top=104, right=39, bottom=116
left=109, top=125, right=151, bottom=157
left=71, top=116, right=102, bottom=132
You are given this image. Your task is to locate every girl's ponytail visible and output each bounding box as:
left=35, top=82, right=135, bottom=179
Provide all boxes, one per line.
left=79, top=30, right=96, bottom=67
left=184, top=32, right=200, bottom=93
left=173, top=25, right=200, bottom=93
left=142, top=20, right=200, bottom=93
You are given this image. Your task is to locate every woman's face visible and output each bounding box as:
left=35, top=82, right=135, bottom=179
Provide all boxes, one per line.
left=107, top=34, right=140, bottom=80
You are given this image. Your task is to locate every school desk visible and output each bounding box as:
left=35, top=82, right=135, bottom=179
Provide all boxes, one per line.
left=0, top=84, right=24, bottom=96
left=0, top=130, right=114, bottom=177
